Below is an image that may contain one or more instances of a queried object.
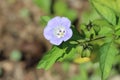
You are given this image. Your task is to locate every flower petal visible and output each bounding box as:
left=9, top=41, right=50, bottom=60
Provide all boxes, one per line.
left=47, top=16, right=61, bottom=28
left=43, top=27, right=54, bottom=40
left=60, top=17, right=71, bottom=28
left=63, top=28, right=73, bottom=41
left=50, top=38, right=63, bottom=45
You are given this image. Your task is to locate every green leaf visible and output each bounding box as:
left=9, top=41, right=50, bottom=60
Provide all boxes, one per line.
left=97, top=0, right=120, bottom=16
left=65, top=9, right=77, bottom=21
left=71, top=26, right=84, bottom=40
left=34, top=0, right=51, bottom=13
left=92, top=19, right=112, bottom=27
left=116, top=0, right=120, bottom=15
left=92, top=19, right=114, bottom=36
left=54, top=0, right=68, bottom=15
left=58, top=45, right=76, bottom=62
left=99, top=42, right=118, bottom=80
left=37, top=46, right=65, bottom=70
left=91, top=44, right=101, bottom=63
left=99, top=27, right=113, bottom=36
left=39, top=16, right=51, bottom=27
left=54, top=0, right=77, bottom=21
left=71, top=65, right=88, bottom=80
left=61, top=62, right=70, bottom=72
left=91, top=0, right=116, bottom=25
left=115, top=29, right=120, bottom=36
left=115, top=25, right=120, bottom=36
left=10, top=50, right=22, bottom=61
left=19, top=8, right=30, bottom=18
left=80, top=24, right=95, bottom=39
left=81, top=8, right=100, bottom=24
left=82, top=49, right=91, bottom=57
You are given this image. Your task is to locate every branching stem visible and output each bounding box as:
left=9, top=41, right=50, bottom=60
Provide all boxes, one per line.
left=76, top=36, right=106, bottom=44
left=86, top=36, right=106, bottom=42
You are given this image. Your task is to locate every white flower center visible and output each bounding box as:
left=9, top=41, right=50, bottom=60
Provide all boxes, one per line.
left=53, top=26, right=66, bottom=38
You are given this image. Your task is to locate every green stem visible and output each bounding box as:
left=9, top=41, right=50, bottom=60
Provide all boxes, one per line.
left=86, top=36, right=106, bottom=42
left=76, top=36, right=106, bottom=44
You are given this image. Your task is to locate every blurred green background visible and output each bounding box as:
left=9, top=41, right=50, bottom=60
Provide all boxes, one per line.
left=0, top=0, right=120, bottom=80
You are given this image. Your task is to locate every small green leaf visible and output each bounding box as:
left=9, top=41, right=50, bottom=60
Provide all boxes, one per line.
left=97, top=0, right=120, bottom=16
left=37, top=46, right=65, bottom=70
left=80, top=24, right=95, bottom=39
left=39, top=16, right=51, bottom=27
left=93, top=25, right=100, bottom=35
left=19, top=8, right=30, bottom=18
left=99, top=42, right=119, bottom=80
left=91, top=0, right=116, bottom=25
left=71, top=26, right=84, bottom=40
left=92, top=19, right=112, bottom=27
left=61, top=62, right=70, bottom=72
left=91, top=44, right=101, bottom=63
left=116, top=0, right=120, bottom=15
left=69, top=41, right=78, bottom=44
left=99, top=27, right=113, bottom=36
left=65, top=10, right=77, bottom=21
left=115, top=25, right=120, bottom=36
left=10, top=50, right=22, bottom=61
left=81, top=49, right=91, bottom=57
left=71, top=65, right=88, bottom=80
left=34, top=0, right=51, bottom=13
left=115, top=29, right=120, bottom=36
left=54, top=0, right=68, bottom=15
left=58, top=47, right=76, bottom=62
left=54, top=0, right=77, bottom=21
left=76, top=45, right=84, bottom=55
left=81, top=8, right=100, bottom=24
left=92, top=19, right=114, bottom=36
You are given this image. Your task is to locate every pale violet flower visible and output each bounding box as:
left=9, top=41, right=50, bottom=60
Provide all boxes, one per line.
left=43, top=16, right=73, bottom=45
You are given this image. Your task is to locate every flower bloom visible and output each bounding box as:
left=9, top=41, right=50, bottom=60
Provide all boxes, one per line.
left=43, top=16, right=73, bottom=45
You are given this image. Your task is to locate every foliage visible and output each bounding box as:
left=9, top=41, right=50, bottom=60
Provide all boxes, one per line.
left=10, top=50, right=22, bottom=61
left=34, top=0, right=77, bottom=22
left=99, top=42, right=119, bottom=80
left=34, top=0, right=51, bottom=13
left=36, top=0, right=120, bottom=80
